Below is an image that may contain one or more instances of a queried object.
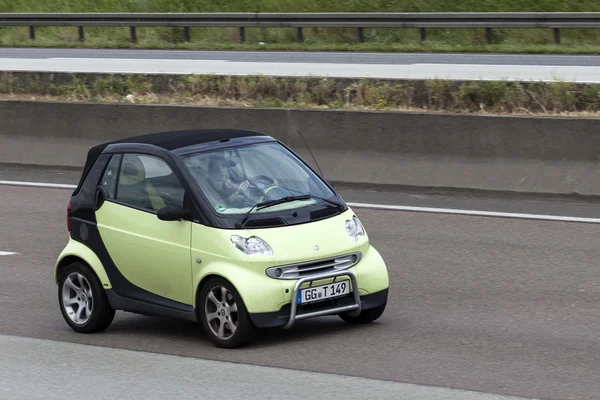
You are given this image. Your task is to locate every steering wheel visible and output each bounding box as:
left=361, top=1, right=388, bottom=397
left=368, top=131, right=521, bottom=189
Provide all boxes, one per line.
left=248, top=175, right=275, bottom=188
left=247, top=175, right=292, bottom=203
left=226, top=175, right=273, bottom=208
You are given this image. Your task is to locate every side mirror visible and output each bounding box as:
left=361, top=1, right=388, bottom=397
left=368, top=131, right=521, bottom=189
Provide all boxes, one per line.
left=157, top=205, right=190, bottom=221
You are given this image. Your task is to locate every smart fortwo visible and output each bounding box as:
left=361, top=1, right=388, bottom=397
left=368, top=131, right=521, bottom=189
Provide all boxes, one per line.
left=54, top=129, right=389, bottom=348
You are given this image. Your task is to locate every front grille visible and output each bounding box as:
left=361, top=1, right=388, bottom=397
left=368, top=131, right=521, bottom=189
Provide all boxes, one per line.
left=266, top=252, right=361, bottom=279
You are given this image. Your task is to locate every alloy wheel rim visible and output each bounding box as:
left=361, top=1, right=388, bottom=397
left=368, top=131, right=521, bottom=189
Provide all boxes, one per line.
left=204, top=285, right=238, bottom=340
left=61, top=272, right=93, bottom=325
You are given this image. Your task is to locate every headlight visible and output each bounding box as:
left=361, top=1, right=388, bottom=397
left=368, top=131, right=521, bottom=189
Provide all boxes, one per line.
left=345, top=215, right=365, bottom=242
left=231, top=235, right=273, bottom=256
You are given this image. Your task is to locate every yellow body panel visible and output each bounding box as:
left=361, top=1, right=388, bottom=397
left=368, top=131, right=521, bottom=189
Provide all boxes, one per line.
left=189, top=222, right=283, bottom=313
left=249, top=208, right=365, bottom=265
left=189, top=207, right=388, bottom=314
left=95, top=201, right=193, bottom=305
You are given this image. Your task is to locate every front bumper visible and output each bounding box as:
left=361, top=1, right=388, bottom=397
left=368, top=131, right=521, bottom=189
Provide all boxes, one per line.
left=249, top=278, right=388, bottom=329
left=249, top=244, right=389, bottom=329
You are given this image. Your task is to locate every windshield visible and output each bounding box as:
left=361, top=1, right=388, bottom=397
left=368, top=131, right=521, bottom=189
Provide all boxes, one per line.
left=180, top=141, right=340, bottom=216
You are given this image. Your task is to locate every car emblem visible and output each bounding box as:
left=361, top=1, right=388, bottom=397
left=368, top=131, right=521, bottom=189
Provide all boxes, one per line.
left=314, top=245, right=319, bottom=250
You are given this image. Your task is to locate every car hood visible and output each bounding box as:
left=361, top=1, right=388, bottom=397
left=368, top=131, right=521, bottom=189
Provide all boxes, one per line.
left=245, top=207, right=365, bottom=266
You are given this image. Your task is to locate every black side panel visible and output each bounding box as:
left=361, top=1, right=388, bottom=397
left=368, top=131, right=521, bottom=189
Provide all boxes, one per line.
left=69, top=153, right=196, bottom=316
left=73, top=143, right=111, bottom=196
left=70, top=153, right=112, bottom=224
left=106, top=290, right=197, bottom=322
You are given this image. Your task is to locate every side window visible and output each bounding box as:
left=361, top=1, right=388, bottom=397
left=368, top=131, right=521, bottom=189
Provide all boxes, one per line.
left=100, top=154, right=121, bottom=199
left=115, top=153, right=185, bottom=213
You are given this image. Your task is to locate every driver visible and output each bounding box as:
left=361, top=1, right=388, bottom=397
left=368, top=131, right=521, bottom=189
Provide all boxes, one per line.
left=207, top=155, right=251, bottom=205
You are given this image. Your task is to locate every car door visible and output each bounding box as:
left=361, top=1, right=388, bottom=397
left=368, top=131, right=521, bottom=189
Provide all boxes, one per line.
left=95, top=152, right=193, bottom=305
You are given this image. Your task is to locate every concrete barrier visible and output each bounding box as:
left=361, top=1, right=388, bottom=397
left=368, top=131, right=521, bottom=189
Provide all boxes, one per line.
left=1, top=100, right=600, bottom=197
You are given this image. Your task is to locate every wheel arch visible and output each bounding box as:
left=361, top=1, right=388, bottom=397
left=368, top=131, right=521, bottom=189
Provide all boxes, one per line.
left=194, top=273, right=231, bottom=309
left=55, top=239, right=112, bottom=289
left=192, top=263, right=286, bottom=315
left=55, top=255, right=87, bottom=284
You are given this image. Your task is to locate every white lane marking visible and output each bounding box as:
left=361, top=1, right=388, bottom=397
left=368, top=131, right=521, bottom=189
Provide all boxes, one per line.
left=1, top=179, right=599, bottom=225
left=0, top=57, right=599, bottom=82
left=0, top=251, right=20, bottom=256
left=0, top=180, right=76, bottom=189
left=346, top=202, right=600, bottom=224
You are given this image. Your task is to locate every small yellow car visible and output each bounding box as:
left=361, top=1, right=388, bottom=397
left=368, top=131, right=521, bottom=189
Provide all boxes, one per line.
left=54, top=129, right=389, bottom=348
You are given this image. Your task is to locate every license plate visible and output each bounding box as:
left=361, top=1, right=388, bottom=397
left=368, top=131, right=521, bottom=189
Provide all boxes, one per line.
left=297, top=280, right=351, bottom=304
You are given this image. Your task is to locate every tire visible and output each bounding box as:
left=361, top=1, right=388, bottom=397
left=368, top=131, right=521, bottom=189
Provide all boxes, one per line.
left=339, top=302, right=386, bottom=324
left=58, top=262, right=115, bottom=333
left=198, top=277, right=256, bottom=349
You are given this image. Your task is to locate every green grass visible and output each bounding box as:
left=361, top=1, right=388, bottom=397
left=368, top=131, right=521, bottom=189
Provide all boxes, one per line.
left=3, top=71, right=600, bottom=116
left=2, top=0, right=600, bottom=52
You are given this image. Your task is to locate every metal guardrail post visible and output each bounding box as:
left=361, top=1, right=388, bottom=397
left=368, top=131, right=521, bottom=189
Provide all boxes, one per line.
left=130, top=26, right=136, bottom=43
left=420, top=27, right=426, bottom=42
left=486, top=27, right=492, bottom=44
left=184, top=26, right=190, bottom=42
left=358, top=27, right=364, bottom=43
left=239, top=27, right=245, bottom=43
left=29, top=26, right=34, bottom=40
left=78, top=26, right=84, bottom=42
left=297, top=27, right=303, bottom=43
left=554, top=28, right=560, bottom=44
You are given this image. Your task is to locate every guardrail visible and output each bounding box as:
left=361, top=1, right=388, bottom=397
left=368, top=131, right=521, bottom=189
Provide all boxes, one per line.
left=0, top=12, right=599, bottom=44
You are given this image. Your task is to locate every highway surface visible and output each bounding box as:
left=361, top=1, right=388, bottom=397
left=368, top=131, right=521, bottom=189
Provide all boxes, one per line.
left=2, top=48, right=600, bottom=81
left=1, top=168, right=600, bottom=400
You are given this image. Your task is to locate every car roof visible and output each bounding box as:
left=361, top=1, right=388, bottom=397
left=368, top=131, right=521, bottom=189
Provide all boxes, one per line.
left=73, top=128, right=268, bottom=195
left=105, top=128, right=267, bottom=151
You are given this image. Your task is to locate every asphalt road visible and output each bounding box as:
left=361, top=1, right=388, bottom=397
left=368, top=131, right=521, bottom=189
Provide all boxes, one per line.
left=1, top=183, right=599, bottom=400
left=2, top=48, right=600, bottom=81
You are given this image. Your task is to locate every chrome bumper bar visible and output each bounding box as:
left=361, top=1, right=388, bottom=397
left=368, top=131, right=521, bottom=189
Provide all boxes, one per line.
left=282, top=269, right=362, bottom=330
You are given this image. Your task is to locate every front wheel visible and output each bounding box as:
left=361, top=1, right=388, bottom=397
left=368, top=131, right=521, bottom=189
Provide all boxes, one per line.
left=58, top=262, right=115, bottom=333
left=339, top=302, right=386, bottom=324
left=198, top=277, right=256, bottom=348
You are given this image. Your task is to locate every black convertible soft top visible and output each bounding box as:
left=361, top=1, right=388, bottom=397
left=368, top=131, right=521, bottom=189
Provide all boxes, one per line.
left=73, top=128, right=266, bottom=195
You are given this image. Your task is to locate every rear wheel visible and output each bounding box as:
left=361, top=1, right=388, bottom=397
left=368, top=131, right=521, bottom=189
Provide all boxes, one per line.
left=198, top=277, right=256, bottom=349
left=58, top=262, right=115, bottom=333
left=339, top=302, right=386, bottom=324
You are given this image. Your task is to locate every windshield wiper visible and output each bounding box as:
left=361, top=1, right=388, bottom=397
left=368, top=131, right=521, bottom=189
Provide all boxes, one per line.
left=276, top=186, right=344, bottom=210
left=236, top=195, right=311, bottom=229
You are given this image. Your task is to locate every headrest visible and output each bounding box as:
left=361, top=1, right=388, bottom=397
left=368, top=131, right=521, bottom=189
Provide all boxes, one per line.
left=119, top=155, right=146, bottom=185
